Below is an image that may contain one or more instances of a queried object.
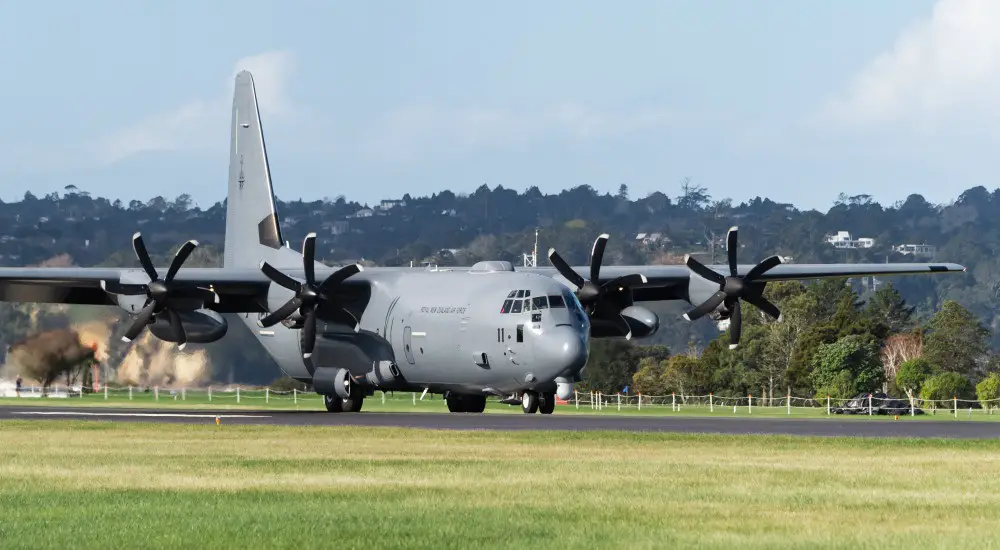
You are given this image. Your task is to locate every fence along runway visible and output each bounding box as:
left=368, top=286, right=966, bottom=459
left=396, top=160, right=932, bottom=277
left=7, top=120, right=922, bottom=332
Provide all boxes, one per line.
left=1, top=405, right=998, bottom=438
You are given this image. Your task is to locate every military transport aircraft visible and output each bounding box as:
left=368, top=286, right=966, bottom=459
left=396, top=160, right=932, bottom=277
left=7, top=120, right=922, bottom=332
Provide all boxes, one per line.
left=0, top=71, right=965, bottom=415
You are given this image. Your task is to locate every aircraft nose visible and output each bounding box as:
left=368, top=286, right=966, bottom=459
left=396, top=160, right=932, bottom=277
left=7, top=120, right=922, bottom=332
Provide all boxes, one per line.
left=538, top=327, right=588, bottom=376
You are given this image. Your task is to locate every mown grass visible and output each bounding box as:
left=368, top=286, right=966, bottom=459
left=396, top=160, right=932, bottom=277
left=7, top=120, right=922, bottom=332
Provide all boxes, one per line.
left=0, top=420, right=998, bottom=549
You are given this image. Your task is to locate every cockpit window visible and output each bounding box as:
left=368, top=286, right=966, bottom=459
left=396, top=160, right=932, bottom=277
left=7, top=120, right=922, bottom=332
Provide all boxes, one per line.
left=548, top=294, right=566, bottom=308
left=510, top=299, right=523, bottom=313
left=501, top=299, right=513, bottom=313
left=507, top=290, right=517, bottom=298
left=532, top=296, right=548, bottom=309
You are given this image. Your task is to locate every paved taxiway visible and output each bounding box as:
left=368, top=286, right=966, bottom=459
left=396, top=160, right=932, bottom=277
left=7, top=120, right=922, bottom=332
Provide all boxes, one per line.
left=1, top=405, right=998, bottom=438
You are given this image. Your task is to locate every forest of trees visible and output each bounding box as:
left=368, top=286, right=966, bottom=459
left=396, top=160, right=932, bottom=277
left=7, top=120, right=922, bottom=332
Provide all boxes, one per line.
left=0, top=181, right=997, bottom=405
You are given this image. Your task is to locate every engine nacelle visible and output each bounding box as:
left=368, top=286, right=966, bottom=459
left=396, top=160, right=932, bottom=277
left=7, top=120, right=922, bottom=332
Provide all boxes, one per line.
left=590, top=305, right=660, bottom=339
left=147, top=309, right=228, bottom=344
left=620, top=305, right=659, bottom=339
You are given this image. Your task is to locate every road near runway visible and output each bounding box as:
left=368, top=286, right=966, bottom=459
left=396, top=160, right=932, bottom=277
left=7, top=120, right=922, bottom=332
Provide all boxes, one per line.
left=1, top=405, right=998, bottom=438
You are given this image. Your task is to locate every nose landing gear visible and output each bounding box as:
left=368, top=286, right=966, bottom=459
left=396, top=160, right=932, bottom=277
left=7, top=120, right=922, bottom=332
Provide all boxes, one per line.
left=521, top=390, right=555, bottom=414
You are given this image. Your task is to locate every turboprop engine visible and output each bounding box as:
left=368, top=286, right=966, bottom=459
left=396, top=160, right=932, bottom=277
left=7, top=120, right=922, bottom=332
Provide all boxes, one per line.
left=547, top=233, right=659, bottom=340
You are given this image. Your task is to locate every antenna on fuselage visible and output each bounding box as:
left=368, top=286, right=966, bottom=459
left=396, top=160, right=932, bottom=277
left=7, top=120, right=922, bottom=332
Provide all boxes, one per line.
left=522, top=228, right=539, bottom=268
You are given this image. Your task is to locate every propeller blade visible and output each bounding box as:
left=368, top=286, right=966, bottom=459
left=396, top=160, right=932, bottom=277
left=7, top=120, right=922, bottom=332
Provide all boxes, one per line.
left=260, top=261, right=303, bottom=293
left=590, top=234, right=609, bottom=283
left=614, top=314, right=632, bottom=340
left=121, top=302, right=156, bottom=343
left=744, top=255, right=783, bottom=282
left=164, top=240, right=198, bottom=283
left=258, top=296, right=303, bottom=327
left=603, top=273, right=647, bottom=291
left=728, top=301, right=742, bottom=349
left=131, top=232, right=158, bottom=282
left=685, top=255, right=726, bottom=284
left=318, top=263, right=363, bottom=293
left=726, top=226, right=739, bottom=276
left=301, top=309, right=317, bottom=359
left=167, top=309, right=187, bottom=350
left=744, top=294, right=782, bottom=320
left=342, top=308, right=362, bottom=333
left=684, top=290, right=726, bottom=321
left=100, top=280, right=148, bottom=296
left=547, top=248, right=586, bottom=289
left=302, top=233, right=317, bottom=285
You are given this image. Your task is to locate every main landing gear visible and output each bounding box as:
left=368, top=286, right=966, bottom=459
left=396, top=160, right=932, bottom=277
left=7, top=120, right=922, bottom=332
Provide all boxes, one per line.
left=323, top=389, right=364, bottom=413
left=521, top=390, right=555, bottom=415
left=446, top=392, right=487, bottom=413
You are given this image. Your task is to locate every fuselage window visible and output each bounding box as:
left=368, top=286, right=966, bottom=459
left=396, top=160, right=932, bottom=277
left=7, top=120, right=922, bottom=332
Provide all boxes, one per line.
left=548, top=294, right=566, bottom=308
left=501, top=299, right=513, bottom=313
left=532, top=296, right=548, bottom=309
left=510, top=299, right=523, bottom=314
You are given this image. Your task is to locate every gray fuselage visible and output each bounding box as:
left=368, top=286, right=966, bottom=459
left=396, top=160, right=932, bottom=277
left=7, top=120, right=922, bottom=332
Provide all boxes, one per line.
left=242, top=267, right=591, bottom=397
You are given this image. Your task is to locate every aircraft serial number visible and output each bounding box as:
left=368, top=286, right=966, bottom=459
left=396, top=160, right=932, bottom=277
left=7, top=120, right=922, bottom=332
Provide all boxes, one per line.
left=420, top=306, right=468, bottom=314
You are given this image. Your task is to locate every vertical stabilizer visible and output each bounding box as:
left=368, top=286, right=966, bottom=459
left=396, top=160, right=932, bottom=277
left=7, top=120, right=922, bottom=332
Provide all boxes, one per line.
left=224, top=70, right=283, bottom=268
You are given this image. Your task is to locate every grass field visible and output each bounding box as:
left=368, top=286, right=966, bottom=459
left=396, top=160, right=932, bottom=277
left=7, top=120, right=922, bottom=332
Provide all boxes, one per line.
left=0, top=420, right=998, bottom=549
left=2, top=389, right=999, bottom=422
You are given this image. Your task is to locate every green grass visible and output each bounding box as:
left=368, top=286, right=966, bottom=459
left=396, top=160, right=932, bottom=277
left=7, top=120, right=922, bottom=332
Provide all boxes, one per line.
left=0, top=420, right=998, bottom=549
left=3, top=389, right=999, bottom=422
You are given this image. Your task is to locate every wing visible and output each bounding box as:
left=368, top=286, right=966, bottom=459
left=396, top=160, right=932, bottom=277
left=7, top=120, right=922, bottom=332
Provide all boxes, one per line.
left=521, top=262, right=966, bottom=303
left=0, top=267, right=273, bottom=312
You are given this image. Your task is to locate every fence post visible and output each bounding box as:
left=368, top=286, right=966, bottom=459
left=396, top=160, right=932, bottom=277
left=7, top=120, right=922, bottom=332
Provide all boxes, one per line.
left=574, top=390, right=578, bottom=409
left=910, top=395, right=914, bottom=416
left=748, top=394, right=752, bottom=415
left=381, top=391, right=386, bottom=405
left=787, top=388, right=791, bottom=415
left=266, top=388, right=269, bottom=404
left=868, top=393, right=872, bottom=416
left=672, top=392, right=676, bottom=412
left=104, top=384, right=108, bottom=400
left=155, top=386, right=159, bottom=401
left=617, top=393, right=621, bottom=411
left=827, top=395, right=830, bottom=415
left=129, top=385, right=132, bottom=400
left=709, top=392, right=713, bottom=413
left=182, top=388, right=186, bottom=401
left=236, top=387, right=240, bottom=403
left=954, top=396, right=957, bottom=418
left=293, top=388, right=297, bottom=404
left=637, top=393, right=641, bottom=411
left=208, top=386, right=212, bottom=402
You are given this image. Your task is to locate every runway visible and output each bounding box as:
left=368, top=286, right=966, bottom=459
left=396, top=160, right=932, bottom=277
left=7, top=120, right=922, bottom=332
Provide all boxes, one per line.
left=1, top=405, right=998, bottom=438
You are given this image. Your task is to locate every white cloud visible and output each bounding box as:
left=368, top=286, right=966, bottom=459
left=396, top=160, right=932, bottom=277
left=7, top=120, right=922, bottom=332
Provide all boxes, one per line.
left=363, top=102, right=676, bottom=161
left=99, top=50, right=295, bottom=164
left=814, top=0, right=1000, bottom=130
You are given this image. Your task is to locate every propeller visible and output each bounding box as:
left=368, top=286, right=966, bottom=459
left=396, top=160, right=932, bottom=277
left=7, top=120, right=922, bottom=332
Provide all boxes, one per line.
left=101, top=232, right=218, bottom=350
left=547, top=233, right=647, bottom=339
left=683, top=226, right=783, bottom=349
left=258, top=232, right=364, bottom=359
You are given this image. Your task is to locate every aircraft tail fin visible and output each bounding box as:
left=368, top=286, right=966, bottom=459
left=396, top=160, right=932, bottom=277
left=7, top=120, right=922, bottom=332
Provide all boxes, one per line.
left=223, top=70, right=284, bottom=268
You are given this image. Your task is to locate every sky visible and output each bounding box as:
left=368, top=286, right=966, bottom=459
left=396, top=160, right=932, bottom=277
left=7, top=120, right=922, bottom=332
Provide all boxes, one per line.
left=1, top=0, right=998, bottom=212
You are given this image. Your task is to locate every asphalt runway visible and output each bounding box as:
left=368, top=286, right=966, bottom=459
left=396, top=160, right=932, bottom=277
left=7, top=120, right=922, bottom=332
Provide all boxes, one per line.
left=1, top=405, right=998, bottom=438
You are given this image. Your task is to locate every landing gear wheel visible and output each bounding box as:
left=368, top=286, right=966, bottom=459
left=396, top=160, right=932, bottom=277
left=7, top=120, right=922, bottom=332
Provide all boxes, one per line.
left=446, top=393, right=467, bottom=413
left=446, top=393, right=487, bottom=413
left=539, top=392, right=556, bottom=415
left=342, top=394, right=364, bottom=413
left=464, top=394, right=487, bottom=413
left=324, top=394, right=344, bottom=412
left=521, top=391, right=539, bottom=414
